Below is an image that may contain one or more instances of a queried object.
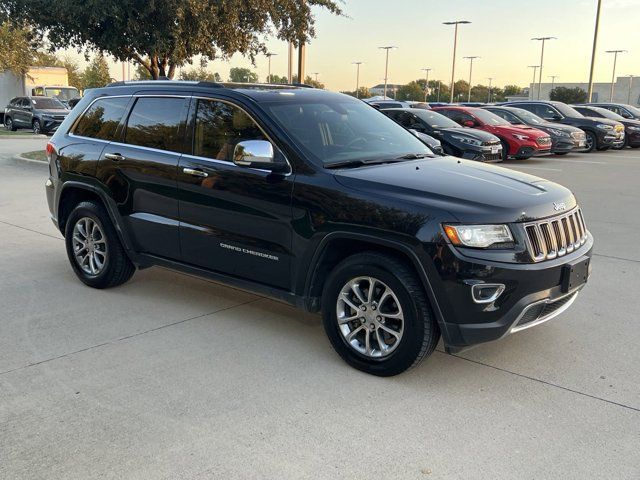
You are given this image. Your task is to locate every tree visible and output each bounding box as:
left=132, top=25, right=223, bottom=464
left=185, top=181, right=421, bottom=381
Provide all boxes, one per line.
left=3, top=0, right=342, bottom=80
left=60, top=56, right=84, bottom=89
left=291, top=75, right=324, bottom=89
left=503, top=85, right=523, bottom=97
left=0, top=21, right=40, bottom=75
left=179, top=67, right=221, bottom=82
left=396, top=81, right=425, bottom=101
left=267, top=74, right=288, bottom=84
left=82, top=55, right=112, bottom=88
left=134, top=63, right=152, bottom=81
left=550, top=86, right=588, bottom=104
left=341, top=87, right=372, bottom=99
left=229, top=67, right=258, bottom=83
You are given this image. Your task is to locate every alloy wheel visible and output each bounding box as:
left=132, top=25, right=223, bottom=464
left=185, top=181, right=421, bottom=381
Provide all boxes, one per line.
left=5, top=118, right=12, bottom=131
left=72, top=217, right=108, bottom=276
left=32, top=120, right=41, bottom=134
left=336, top=276, right=404, bottom=358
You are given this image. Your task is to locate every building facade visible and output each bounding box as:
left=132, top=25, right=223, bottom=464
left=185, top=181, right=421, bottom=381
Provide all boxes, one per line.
left=527, top=76, right=639, bottom=104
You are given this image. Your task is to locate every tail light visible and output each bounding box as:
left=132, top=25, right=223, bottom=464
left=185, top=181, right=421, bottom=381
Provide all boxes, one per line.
left=45, top=142, right=56, bottom=162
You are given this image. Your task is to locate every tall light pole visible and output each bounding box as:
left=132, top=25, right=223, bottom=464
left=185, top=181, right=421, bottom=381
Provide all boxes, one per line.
left=378, top=46, right=397, bottom=98
left=421, top=68, right=432, bottom=101
left=528, top=65, right=540, bottom=99
left=463, top=56, right=480, bottom=102
left=487, top=77, right=493, bottom=103
left=549, top=75, right=559, bottom=91
left=437, top=81, right=441, bottom=102
left=443, top=20, right=471, bottom=103
left=352, top=61, right=363, bottom=98
left=311, top=72, right=320, bottom=83
left=265, top=52, right=277, bottom=83
left=627, top=75, right=634, bottom=104
left=588, top=0, right=603, bottom=102
left=532, top=36, right=556, bottom=99
left=606, top=50, right=626, bottom=101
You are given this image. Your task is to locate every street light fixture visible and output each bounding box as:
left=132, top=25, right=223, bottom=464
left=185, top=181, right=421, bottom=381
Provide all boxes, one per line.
left=443, top=20, right=471, bottom=103
left=265, top=52, right=277, bottom=83
left=352, top=61, right=364, bottom=98
left=378, top=46, right=397, bottom=98
left=421, top=68, right=432, bottom=101
left=311, top=72, right=320, bottom=83
left=487, top=77, right=494, bottom=103
left=606, top=50, right=626, bottom=101
left=528, top=65, right=540, bottom=99
left=463, top=56, right=480, bottom=102
left=532, top=36, right=557, bottom=99
left=549, top=75, right=559, bottom=91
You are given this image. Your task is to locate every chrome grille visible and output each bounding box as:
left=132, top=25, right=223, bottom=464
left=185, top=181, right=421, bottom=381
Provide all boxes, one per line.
left=524, top=208, right=588, bottom=262
left=536, top=136, right=552, bottom=146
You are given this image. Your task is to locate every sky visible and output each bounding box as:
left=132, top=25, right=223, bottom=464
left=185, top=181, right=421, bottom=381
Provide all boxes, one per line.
left=91, top=0, right=640, bottom=91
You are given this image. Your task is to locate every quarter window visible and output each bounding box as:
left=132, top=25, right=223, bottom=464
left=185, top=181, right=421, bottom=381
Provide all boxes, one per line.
left=124, top=97, right=185, bottom=152
left=193, top=99, right=267, bottom=161
left=73, top=97, right=129, bottom=141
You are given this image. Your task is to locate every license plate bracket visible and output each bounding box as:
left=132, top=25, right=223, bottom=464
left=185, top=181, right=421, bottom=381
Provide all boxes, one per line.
left=561, top=257, right=590, bottom=293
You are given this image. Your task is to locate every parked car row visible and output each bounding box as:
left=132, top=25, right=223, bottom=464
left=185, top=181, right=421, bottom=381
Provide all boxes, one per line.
left=369, top=96, right=637, bottom=161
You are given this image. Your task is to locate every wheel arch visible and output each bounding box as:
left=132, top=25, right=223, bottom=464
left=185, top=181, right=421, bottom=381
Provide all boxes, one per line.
left=303, top=232, right=452, bottom=342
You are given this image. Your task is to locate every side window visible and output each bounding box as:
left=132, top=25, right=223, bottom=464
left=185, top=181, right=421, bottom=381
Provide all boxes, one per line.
left=396, top=112, right=415, bottom=128
left=73, top=97, right=130, bottom=141
left=124, top=97, right=185, bottom=152
left=193, top=99, right=267, bottom=162
left=501, top=111, right=520, bottom=124
left=618, top=108, right=633, bottom=119
left=20, top=98, right=30, bottom=108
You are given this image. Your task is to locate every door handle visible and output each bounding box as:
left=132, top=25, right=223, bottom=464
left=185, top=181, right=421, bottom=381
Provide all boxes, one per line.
left=104, top=153, right=125, bottom=161
left=183, top=167, right=208, bottom=178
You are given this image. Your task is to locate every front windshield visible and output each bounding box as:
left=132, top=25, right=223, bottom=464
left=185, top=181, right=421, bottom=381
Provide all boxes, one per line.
left=510, top=108, right=545, bottom=125
left=45, top=87, right=78, bottom=101
left=265, top=96, right=431, bottom=165
left=554, top=103, right=584, bottom=118
left=623, top=104, right=640, bottom=117
left=471, top=108, right=510, bottom=125
left=31, top=97, right=66, bottom=109
left=411, top=109, right=461, bottom=129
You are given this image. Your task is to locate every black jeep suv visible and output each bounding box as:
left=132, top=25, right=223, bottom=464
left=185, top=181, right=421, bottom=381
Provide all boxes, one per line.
left=45, top=81, right=593, bottom=376
left=503, top=100, right=624, bottom=152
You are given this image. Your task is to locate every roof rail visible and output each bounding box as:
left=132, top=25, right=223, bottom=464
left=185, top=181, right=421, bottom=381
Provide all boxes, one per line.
left=105, top=80, right=313, bottom=90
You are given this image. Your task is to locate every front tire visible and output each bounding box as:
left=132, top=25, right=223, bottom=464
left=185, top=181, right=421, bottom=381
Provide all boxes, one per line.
left=321, top=252, right=440, bottom=376
left=5, top=117, right=17, bottom=131
left=32, top=119, right=42, bottom=135
left=584, top=131, right=597, bottom=153
left=64, top=201, right=135, bottom=289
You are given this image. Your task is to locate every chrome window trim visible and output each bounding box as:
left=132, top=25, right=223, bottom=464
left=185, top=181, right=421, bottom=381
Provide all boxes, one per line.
left=67, top=93, right=293, bottom=176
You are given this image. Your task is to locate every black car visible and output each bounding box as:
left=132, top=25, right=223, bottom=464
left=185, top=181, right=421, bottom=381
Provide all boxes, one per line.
left=588, top=102, right=640, bottom=121
left=45, top=82, right=593, bottom=376
left=483, top=105, right=587, bottom=155
left=573, top=105, right=640, bottom=149
left=503, top=100, right=624, bottom=152
left=4, top=96, right=69, bottom=134
left=383, top=108, right=503, bottom=162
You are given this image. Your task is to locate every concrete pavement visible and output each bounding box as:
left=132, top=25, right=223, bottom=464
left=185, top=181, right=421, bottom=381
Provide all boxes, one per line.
left=0, top=138, right=638, bottom=479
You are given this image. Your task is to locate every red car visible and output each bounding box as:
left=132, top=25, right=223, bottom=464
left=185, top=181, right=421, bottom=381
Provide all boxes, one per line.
left=433, top=106, right=552, bottom=160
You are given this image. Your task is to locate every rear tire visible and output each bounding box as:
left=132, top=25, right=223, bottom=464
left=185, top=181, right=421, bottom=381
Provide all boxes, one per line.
left=321, top=252, right=440, bottom=376
left=64, top=201, right=135, bottom=289
left=32, top=119, right=41, bottom=135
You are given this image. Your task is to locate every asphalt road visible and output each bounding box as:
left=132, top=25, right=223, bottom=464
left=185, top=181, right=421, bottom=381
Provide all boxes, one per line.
left=1, top=137, right=638, bottom=480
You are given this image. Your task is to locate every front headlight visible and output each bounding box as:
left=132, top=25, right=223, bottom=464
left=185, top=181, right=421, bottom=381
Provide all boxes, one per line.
left=547, top=128, right=568, bottom=137
left=443, top=224, right=513, bottom=248
left=450, top=134, right=482, bottom=147
left=513, top=134, right=530, bottom=140
left=597, top=123, right=613, bottom=130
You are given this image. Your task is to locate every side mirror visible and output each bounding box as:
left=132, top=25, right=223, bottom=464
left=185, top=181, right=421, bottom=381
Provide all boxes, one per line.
left=233, top=140, right=288, bottom=173
left=462, top=120, right=476, bottom=127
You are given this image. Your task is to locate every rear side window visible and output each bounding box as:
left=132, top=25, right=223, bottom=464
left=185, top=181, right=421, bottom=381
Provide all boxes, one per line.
left=193, top=99, right=267, bottom=162
left=73, top=97, right=129, bottom=141
left=124, top=97, right=185, bottom=152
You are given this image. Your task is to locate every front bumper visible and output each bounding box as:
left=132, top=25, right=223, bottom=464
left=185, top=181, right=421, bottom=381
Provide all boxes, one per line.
left=428, top=234, right=593, bottom=352
left=41, top=119, right=64, bottom=133
left=461, top=146, right=503, bottom=163
left=514, top=145, right=552, bottom=158
left=551, top=136, right=586, bottom=153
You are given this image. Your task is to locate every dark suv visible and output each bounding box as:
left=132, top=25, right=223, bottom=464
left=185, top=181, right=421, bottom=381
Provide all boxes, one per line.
left=45, top=82, right=593, bottom=376
left=573, top=105, right=640, bottom=149
left=4, top=96, right=69, bottom=134
left=503, top=100, right=624, bottom=152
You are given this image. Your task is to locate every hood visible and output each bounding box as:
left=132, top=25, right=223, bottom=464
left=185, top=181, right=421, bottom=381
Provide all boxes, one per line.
left=438, top=127, right=500, bottom=143
left=333, top=156, right=575, bottom=223
left=538, top=122, right=583, bottom=134
left=562, top=115, right=619, bottom=128
left=620, top=118, right=640, bottom=128
left=38, top=109, right=69, bottom=115
left=486, top=123, right=548, bottom=138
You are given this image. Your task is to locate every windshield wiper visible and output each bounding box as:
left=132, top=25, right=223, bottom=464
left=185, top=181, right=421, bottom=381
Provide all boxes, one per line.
left=395, top=152, right=433, bottom=160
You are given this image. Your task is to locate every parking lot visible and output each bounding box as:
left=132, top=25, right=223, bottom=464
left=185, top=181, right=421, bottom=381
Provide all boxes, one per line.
left=0, top=137, right=638, bottom=479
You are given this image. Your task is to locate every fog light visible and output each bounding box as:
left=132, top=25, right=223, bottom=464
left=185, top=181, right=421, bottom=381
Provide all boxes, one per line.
left=471, top=283, right=505, bottom=304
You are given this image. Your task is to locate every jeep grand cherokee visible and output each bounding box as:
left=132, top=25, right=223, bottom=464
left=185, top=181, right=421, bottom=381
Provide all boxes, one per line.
left=45, top=81, right=593, bottom=376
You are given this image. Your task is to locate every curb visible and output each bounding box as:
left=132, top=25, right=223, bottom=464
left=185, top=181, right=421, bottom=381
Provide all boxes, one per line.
left=0, top=134, right=48, bottom=140
left=12, top=154, right=48, bottom=165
